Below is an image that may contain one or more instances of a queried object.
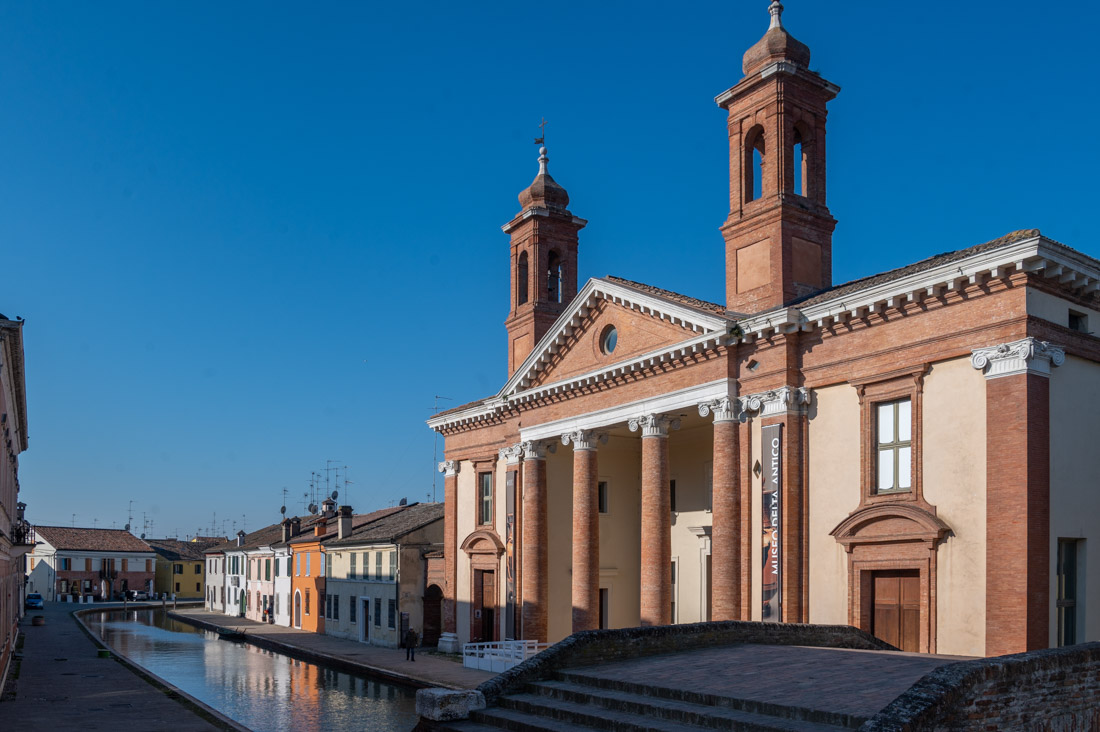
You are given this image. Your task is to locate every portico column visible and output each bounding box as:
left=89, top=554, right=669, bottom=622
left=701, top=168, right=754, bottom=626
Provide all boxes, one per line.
left=699, top=397, right=741, bottom=621
left=437, top=459, right=460, bottom=653
left=562, top=429, right=606, bottom=633
left=630, top=413, right=680, bottom=626
left=521, top=440, right=551, bottom=642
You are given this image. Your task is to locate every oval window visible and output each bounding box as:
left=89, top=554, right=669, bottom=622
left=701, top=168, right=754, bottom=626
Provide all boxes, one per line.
left=600, top=326, right=618, bottom=355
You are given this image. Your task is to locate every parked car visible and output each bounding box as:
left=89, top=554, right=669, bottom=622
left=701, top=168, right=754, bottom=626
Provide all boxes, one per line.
left=25, top=592, right=43, bottom=609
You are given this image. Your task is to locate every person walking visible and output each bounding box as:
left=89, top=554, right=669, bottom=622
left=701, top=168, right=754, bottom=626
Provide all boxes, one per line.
left=405, top=627, right=419, bottom=662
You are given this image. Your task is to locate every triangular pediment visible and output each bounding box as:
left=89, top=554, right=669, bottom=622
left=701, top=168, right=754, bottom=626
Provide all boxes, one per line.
left=502, top=278, right=730, bottom=398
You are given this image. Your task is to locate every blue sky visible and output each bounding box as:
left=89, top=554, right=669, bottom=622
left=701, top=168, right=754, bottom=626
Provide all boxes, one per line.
left=3, top=1, right=1097, bottom=538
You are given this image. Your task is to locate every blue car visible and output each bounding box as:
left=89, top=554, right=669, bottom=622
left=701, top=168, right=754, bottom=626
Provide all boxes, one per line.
left=25, top=592, right=43, bottom=609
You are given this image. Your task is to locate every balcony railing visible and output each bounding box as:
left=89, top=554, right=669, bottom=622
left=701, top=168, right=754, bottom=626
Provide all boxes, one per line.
left=12, top=521, right=34, bottom=546
left=462, top=639, right=549, bottom=673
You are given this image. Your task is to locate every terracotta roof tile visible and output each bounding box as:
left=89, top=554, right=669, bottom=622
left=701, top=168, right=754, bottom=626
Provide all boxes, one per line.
left=286, top=506, right=406, bottom=545
left=35, top=526, right=153, bottom=553
left=145, top=538, right=224, bottom=561
left=604, top=276, right=728, bottom=315
left=325, top=503, right=443, bottom=547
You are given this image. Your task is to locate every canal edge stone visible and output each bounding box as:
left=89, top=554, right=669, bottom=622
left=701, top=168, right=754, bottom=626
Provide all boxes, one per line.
left=415, top=687, right=486, bottom=721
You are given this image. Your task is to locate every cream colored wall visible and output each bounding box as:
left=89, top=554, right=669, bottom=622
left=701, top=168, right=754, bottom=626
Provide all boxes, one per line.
left=1027, top=289, right=1100, bottom=331
left=750, top=417, right=762, bottom=621
left=546, top=448, right=573, bottom=642
left=455, top=460, right=476, bottom=643
left=597, top=436, right=642, bottom=631
left=807, top=384, right=860, bottom=626
left=923, top=356, right=987, bottom=657
left=1049, top=354, right=1100, bottom=645
left=669, top=425, right=713, bottom=624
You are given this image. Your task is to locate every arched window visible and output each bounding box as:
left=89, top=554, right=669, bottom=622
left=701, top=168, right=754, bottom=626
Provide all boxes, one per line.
left=547, top=251, right=562, bottom=303
left=517, top=251, right=529, bottom=305
left=744, top=126, right=766, bottom=203
left=792, top=122, right=812, bottom=198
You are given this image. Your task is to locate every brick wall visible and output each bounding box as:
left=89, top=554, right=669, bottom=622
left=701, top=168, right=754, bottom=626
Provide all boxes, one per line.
left=860, top=642, right=1100, bottom=731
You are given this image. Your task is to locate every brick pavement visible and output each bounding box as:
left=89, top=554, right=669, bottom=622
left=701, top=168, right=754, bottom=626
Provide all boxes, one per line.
left=170, top=607, right=493, bottom=691
left=563, top=643, right=969, bottom=721
left=3, top=601, right=228, bottom=731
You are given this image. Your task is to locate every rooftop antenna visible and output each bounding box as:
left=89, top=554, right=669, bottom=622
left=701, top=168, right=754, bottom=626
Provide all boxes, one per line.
left=430, top=396, right=453, bottom=503
left=324, top=459, right=341, bottom=504
left=343, top=469, right=354, bottom=509
left=126, top=500, right=135, bottom=534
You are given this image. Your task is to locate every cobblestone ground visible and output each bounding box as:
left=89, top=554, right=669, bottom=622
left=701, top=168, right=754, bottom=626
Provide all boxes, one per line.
left=565, top=643, right=970, bottom=720
left=3, top=602, right=225, bottom=731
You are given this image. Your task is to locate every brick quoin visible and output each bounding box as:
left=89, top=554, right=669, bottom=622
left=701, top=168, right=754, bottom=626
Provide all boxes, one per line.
left=640, top=433, right=671, bottom=626
left=710, top=418, right=741, bottom=621
left=985, top=372, right=1050, bottom=656
left=571, top=446, right=599, bottom=632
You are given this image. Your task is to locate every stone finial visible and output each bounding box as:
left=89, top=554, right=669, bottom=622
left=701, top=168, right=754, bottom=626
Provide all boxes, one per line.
left=769, top=1, right=784, bottom=30
left=518, top=144, right=570, bottom=211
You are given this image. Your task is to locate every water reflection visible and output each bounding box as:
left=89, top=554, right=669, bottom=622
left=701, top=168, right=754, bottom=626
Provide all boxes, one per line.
left=85, top=609, right=417, bottom=732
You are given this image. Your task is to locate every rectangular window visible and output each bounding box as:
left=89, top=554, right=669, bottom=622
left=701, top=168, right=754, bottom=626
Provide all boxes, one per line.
left=196, top=582, right=201, bottom=592
left=194, top=564, right=201, bottom=574
left=387, top=599, right=396, bottom=628
left=1057, top=539, right=1080, bottom=647
left=305, top=589, right=310, bottom=615
left=324, top=554, right=330, bottom=578
left=1069, top=309, right=1089, bottom=333
left=599, top=587, right=610, bottom=629
left=274, top=558, right=279, bottom=578
left=286, top=557, right=291, bottom=576
left=670, top=480, right=677, bottom=513
left=321, top=553, right=326, bottom=577
left=389, top=551, right=396, bottom=580
left=265, top=559, right=271, bottom=581
left=326, top=594, right=332, bottom=619
left=333, top=594, right=339, bottom=621
left=478, top=472, right=493, bottom=525
left=306, top=553, right=311, bottom=577
left=349, top=595, right=356, bottom=623
left=61, top=558, right=71, bottom=570
left=598, top=481, right=609, bottom=514
left=122, top=558, right=128, bottom=572
left=374, top=597, right=381, bottom=627
left=175, top=582, right=181, bottom=593
left=350, top=552, right=357, bottom=579
left=246, top=561, right=251, bottom=580
left=876, top=399, right=912, bottom=493
left=375, top=551, right=382, bottom=580
left=174, top=564, right=183, bottom=575
left=295, top=553, right=301, bottom=576
left=85, top=558, right=92, bottom=571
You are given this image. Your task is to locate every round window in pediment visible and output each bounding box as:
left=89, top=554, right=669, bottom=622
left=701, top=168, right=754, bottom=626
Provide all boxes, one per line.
left=600, top=325, right=618, bottom=355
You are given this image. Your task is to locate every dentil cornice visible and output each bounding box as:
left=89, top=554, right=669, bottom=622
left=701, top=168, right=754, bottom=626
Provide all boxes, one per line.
left=971, top=337, right=1065, bottom=379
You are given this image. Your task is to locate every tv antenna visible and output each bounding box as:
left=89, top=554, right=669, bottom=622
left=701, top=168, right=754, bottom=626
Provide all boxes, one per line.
left=429, top=396, right=453, bottom=503
left=126, top=500, right=135, bottom=533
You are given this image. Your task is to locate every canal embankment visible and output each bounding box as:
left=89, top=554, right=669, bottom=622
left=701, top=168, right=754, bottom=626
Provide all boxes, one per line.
left=168, top=607, right=493, bottom=692
left=3, top=601, right=235, bottom=731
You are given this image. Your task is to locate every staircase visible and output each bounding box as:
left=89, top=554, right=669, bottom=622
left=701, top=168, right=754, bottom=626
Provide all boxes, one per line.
left=443, top=667, right=867, bottom=732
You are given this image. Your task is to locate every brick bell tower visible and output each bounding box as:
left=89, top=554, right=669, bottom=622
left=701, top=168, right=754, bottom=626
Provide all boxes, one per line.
left=717, top=2, right=839, bottom=314
left=503, top=146, right=586, bottom=375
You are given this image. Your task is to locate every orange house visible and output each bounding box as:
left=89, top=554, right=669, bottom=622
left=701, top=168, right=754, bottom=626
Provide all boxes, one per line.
left=289, top=521, right=328, bottom=633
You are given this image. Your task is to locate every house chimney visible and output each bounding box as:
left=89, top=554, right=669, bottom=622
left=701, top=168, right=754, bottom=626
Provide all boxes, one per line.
left=314, top=518, right=327, bottom=537
left=337, top=505, right=353, bottom=540
left=290, top=517, right=301, bottom=537
left=321, top=497, right=337, bottom=518
left=236, top=530, right=246, bottom=547
left=281, top=519, right=291, bottom=543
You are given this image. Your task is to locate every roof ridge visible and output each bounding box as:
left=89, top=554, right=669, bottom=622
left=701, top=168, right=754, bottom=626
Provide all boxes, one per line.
left=603, top=276, right=727, bottom=315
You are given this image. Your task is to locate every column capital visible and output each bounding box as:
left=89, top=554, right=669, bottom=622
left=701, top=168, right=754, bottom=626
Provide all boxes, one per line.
left=628, top=413, right=681, bottom=438
left=437, top=460, right=460, bottom=477
left=561, top=430, right=608, bottom=451
left=498, top=443, right=525, bottom=465
left=521, top=440, right=556, bottom=461
left=738, top=386, right=810, bottom=418
left=971, top=337, right=1065, bottom=379
left=698, top=396, right=741, bottom=423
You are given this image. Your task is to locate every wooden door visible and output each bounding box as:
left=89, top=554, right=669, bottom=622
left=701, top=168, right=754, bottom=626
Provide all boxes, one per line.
left=872, top=571, right=920, bottom=652
left=481, top=571, right=496, bottom=642
left=422, top=585, right=442, bottom=647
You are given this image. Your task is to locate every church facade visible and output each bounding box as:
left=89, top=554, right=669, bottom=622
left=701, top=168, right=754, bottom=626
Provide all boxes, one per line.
left=428, top=3, right=1100, bottom=658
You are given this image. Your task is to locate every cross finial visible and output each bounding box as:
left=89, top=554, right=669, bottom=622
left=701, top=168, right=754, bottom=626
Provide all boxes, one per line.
left=768, top=1, right=784, bottom=30
left=534, top=117, right=548, bottom=145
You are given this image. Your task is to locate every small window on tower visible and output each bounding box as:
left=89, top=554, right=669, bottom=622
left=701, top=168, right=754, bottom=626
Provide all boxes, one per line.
left=793, top=129, right=805, bottom=196
left=547, top=251, right=562, bottom=303
left=517, top=251, right=529, bottom=305
left=744, top=126, right=766, bottom=203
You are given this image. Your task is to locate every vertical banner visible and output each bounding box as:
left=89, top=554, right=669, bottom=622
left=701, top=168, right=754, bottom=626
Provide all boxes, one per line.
left=505, top=470, right=516, bottom=640
left=761, top=423, right=782, bottom=623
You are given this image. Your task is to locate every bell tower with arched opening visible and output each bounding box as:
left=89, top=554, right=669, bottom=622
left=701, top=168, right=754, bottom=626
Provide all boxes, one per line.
left=717, top=1, right=839, bottom=314
left=503, top=146, right=586, bottom=376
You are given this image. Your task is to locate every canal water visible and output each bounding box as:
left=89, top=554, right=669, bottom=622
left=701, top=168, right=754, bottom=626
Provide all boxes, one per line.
left=85, top=608, right=418, bottom=732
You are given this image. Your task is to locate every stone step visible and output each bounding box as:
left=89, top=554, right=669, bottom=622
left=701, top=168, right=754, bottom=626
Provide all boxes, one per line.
left=488, top=689, right=850, bottom=732
left=522, top=680, right=856, bottom=731
left=554, top=671, right=866, bottom=729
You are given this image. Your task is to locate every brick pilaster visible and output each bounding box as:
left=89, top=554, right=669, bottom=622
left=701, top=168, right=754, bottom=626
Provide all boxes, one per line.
left=566, top=432, right=601, bottom=632
left=985, top=373, right=1050, bottom=655
left=521, top=445, right=549, bottom=642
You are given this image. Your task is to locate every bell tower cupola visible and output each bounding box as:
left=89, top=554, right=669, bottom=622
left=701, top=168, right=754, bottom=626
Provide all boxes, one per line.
left=503, top=146, right=586, bottom=376
left=717, top=1, right=840, bottom=314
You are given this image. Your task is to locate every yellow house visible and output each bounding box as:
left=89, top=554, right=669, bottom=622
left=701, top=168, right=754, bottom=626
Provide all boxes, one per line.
left=147, top=538, right=225, bottom=599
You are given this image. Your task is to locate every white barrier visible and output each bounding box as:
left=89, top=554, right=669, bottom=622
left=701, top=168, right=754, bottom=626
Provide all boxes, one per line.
left=462, top=639, right=549, bottom=673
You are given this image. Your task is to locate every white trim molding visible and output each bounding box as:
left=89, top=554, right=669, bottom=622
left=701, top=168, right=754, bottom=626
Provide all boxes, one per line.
left=437, top=460, right=460, bottom=477
left=971, top=337, right=1066, bottom=379
left=628, top=414, right=681, bottom=438
left=739, top=386, right=810, bottom=417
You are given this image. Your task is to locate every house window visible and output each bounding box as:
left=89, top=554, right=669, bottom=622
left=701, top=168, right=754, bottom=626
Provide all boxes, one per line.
left=388, top=599, right=396, bottom=629
left=174, top=564, right=183, bottom=575
left=295, top=553, right=301, bottom=576
left=1057, top=539, right=1081, bottom=647
left=305, top=589, right=310, bottom=615
left=175, top=582, right=181, bottom=593
left=61, top=558, right=71, bottom=571
left=265, top=559, right=271, bottom=581
left=333, top=594, right=339, bottom=621
left=274, top=558, right=279, bottom=578
left=286, top=557, right=291, bottom=576
left=375, top=551, right=382, bottom=579
left=389, top=551, right=396, bottom=580
left=306, top=553, right=311, bottom=577
left=598, top=481, right=609, bottom=514
left=876, top=399, right=912, bottom=493
left=349, top=595, right=356, bottom=624
left=374, top=597, right=382, bottom=627
left=478, top=472, right=493, bottom=525
left=195, top=583, right=201, bottom=592
left=326, top=594, right=332, bottom=619
left=350, top=552, right=357, bottom=579
left=1069, top=310, right=1089, bottom=333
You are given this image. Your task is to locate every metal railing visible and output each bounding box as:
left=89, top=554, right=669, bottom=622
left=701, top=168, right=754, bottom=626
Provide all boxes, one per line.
left=462, top=639, right=549, bottom=673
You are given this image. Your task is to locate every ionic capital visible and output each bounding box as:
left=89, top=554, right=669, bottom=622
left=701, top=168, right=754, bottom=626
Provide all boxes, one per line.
left=437, top=460, right=460, bottom=477
left=628, top=413, right=681, bottom=438
left=971, top=337, right=1065, bottom=379
left=498, top=443, right=524, bottom=465
left=738, top=386, right=810, bottom=417
left=698, top=396, right=741, bottom=423
left=521, top=440, right=556, bottom=461
left=561, top=430, right=608, bottom=451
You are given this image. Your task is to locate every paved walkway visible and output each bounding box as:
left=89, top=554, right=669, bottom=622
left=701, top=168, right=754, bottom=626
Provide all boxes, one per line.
left=170, top=607, right=493, bottom=691
left=3, top=601, right=226, bottom=731
left=566, top=643, right=970, bottom=722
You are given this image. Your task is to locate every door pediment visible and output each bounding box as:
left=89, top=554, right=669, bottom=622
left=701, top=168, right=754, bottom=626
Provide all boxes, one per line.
left=831, top=503, right=950, bottom=550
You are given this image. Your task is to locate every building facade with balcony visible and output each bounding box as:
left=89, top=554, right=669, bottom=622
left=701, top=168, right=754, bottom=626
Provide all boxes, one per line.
left=28, top=526, right=155, bottom=601
left=0, top=315, right=28, bottom=692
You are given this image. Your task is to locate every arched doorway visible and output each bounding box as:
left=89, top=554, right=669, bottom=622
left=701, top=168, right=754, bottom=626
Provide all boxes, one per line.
left=294, top=590, right=302, bottom=628
left=422, top=585, right=443, bottom=647
left=461, top=530, right=505, bottom=643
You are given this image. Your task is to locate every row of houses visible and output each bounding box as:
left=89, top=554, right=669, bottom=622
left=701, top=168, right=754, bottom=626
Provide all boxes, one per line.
left=202, top=499, right=443, bottom=649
